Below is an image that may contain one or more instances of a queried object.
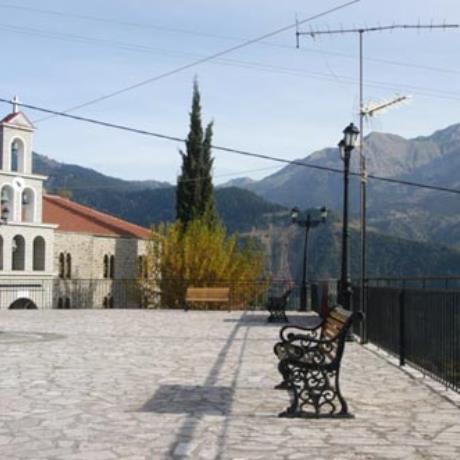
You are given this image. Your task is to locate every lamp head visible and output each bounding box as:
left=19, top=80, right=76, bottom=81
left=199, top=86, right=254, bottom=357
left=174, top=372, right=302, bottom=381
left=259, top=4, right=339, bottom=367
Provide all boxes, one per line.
left=342, top=122, right=360, bottom=149
left=290, top=207, right=300, bottom=223
left=320, top=206, right=328, bottom=222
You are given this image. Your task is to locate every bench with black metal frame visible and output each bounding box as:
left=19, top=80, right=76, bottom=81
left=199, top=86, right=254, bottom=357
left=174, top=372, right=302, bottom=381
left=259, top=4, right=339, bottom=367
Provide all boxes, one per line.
left=273, top=306, right=363, bottom=418
left=266, top=288, right=292, bottom=323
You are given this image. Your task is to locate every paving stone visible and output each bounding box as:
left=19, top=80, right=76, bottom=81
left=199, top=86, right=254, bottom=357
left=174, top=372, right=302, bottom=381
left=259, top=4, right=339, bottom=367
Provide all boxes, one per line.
left=0, top=309, right=459, bottom=459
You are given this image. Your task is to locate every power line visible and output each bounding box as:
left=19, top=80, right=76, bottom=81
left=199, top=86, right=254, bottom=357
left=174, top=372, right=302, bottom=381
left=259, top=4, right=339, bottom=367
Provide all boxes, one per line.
left=0, top=2, right=252, bottom=42
left=2, top=97, right=460, bottom=196
left=3, top=23, right=460, bottom=104
left=4, top=1, right=460, bottom=83
left=30, top=0, right=360, bottom=122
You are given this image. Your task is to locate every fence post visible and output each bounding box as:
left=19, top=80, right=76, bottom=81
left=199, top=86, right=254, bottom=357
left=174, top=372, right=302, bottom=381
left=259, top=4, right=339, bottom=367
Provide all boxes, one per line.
left=360, top=280, right=368, bottom=345
left=399, top=289, right=406, bottom=367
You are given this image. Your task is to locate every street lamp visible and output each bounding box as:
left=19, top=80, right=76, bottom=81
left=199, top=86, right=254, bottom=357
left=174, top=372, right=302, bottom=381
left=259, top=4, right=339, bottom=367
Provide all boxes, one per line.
left=338, top=122, right=360, bottom=310
left=291, top=206, right=328, bottom=311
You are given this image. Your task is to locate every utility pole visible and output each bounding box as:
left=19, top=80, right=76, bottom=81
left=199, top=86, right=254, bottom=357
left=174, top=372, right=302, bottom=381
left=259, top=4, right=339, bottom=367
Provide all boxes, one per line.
left=296, top=22, right=459, bottom=340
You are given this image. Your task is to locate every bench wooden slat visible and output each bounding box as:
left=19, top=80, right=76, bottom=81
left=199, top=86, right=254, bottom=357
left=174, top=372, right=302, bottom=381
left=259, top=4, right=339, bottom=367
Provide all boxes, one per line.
left=185, top=287, right=230, bottom=310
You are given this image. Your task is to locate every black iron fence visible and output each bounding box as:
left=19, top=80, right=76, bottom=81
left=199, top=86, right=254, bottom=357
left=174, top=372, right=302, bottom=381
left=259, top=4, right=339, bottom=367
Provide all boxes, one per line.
left=358, top=284, right=460, bottom=393
left=0, top=278, right=319, bottom=311
left=366, top=276, right=460, bottom=290
left=0, top=279, right=149, bottom=310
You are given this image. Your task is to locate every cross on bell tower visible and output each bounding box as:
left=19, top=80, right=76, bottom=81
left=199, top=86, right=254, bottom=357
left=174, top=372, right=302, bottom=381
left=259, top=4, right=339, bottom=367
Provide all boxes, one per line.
left=11, top=95, right=20, bottom=114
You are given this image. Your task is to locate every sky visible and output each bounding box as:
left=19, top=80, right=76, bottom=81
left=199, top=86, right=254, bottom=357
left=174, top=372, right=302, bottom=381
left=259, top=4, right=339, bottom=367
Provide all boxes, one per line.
left=1, top=0, right=460, bottom=185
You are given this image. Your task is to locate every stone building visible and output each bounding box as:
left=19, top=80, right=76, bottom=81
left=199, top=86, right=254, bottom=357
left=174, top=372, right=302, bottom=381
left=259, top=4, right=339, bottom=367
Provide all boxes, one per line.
left=0, top=105, right=152, bottom=310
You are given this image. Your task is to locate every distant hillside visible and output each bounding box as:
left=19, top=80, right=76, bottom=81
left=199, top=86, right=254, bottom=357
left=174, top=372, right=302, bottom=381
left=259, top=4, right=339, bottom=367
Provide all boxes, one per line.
left=231, top=124, right=460, bottom=248
left=33, top=144, right=460, bottom=278
left=33, top=152, right=170, bottom=193
left=70, top=186, right=286, bottom=233
left=252, top=217, right=460, bottom=280
left=218, top=177, right=256, bottom=188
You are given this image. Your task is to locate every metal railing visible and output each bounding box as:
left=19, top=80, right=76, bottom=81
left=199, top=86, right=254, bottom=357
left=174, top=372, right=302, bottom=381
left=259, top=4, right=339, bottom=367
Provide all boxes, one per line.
left=366, top=276, right=460, bottom=290
left=0, top=278, right=320, bottom=311
left=0, top=279, right=149, bottom=310
left=358, top=284, right=460, bottom=392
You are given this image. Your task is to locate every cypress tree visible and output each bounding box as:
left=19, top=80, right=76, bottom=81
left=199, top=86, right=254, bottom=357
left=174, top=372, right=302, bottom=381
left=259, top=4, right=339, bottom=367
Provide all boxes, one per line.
left=176, top=80, right=217, bottom=226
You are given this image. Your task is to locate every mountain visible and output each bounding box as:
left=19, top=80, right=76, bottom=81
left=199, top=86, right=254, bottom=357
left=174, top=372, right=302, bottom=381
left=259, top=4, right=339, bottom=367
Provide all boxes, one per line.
left=254, top=218, right=460, bottom=280
left=33, top=152, right=171, bottom=193
left=218, top=177, right=256, bottom=188
left=68, top=185, right=286, bottom=234
left=233, top=124, right=460, bottom=248
left=31, top=130, right=460, bottom=279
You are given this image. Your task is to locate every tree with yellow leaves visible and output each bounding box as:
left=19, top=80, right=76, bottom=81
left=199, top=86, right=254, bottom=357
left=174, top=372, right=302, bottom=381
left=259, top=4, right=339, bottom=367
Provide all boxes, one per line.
left=141, top=218, right=267, bottom=309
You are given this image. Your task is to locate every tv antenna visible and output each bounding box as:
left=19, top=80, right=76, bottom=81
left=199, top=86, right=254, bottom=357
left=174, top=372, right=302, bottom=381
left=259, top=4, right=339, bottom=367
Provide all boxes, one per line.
left=296, top=22, right=459, bottom=339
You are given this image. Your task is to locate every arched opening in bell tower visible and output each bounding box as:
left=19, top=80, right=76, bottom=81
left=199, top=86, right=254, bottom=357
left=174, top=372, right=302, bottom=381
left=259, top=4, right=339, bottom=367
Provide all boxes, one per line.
left=10, top=138, right=25, bottom=173
left=21, top=187, right=35, bottom=222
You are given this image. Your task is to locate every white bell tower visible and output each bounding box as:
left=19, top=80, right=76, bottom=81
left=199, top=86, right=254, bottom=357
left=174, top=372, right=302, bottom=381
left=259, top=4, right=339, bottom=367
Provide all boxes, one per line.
left=0, top=97, right=56, bottom=308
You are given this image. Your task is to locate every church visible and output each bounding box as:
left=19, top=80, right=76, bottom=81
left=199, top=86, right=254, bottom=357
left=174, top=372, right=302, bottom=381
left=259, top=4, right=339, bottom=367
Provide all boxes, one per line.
left=0, top=103, right=152, bottom=309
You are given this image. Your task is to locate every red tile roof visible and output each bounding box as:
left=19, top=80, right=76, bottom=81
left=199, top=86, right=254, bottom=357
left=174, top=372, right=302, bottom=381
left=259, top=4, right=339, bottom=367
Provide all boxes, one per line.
left=0, top=111, right=34, bottom=128
left=43, top=195, right=151, bottom=239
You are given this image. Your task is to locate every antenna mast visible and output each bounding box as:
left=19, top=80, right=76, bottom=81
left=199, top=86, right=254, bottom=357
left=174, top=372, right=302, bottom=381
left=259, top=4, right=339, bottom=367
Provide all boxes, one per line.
left=296, top=22, right=459, bottom=341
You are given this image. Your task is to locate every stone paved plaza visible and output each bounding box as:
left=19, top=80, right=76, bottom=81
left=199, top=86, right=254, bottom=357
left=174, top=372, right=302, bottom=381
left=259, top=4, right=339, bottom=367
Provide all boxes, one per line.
left=1, top=310, right=459, bottom=460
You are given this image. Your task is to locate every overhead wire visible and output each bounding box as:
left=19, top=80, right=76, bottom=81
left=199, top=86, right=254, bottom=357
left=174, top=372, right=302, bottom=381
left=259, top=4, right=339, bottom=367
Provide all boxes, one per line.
left=4, top=23, right=460, bottom=101
left=2, top=97, right=460, bottom=196
left=2, top=2, right=460, bottom=77
left=25, top=0, right=360, bottom=122
left=1, top=23, right=459, bottom=105
left=2, top=25, right=460, bottom=106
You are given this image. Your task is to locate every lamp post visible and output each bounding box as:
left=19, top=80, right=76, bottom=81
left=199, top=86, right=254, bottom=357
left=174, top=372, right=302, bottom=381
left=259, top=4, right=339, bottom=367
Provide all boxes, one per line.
left=291, top=206, right=328, bottom=311
left=338, top=123, right=360, bottom=310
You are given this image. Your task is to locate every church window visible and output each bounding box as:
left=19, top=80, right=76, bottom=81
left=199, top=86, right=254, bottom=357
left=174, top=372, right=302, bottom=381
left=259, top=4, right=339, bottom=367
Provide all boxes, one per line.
left=138, top=255, right=149, bottom=278
left=12, top=235, right=25, bottom=271
left=103, top=255, right=109, bottom=278
left=109, top=255, right=115, bottom=279
left=66, top=254, right=72, bottom=279
left=33, top=236, right=45, bottom=271
left=59, top=253, right=65, bottom=278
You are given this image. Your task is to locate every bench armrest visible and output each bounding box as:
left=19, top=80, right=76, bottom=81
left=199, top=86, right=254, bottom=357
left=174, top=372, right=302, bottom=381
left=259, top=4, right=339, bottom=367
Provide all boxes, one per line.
left=287, top=333, right=338, bottom=346
left=280, top=335, right=338, bottom=363
left=279, top=321, right=323, bottom=342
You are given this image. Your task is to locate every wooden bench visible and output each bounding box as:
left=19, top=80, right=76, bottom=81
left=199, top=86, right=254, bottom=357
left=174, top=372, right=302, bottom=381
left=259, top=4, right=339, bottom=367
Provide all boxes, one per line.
left=266, top=288, right=292, bottom=323
left=273, top=306, right=363, bottom=418
left=185, top=287, right=230, bottom=311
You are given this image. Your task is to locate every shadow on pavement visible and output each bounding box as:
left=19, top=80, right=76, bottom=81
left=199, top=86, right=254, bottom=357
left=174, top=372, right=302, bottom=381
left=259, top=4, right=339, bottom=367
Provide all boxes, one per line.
left=139, top=384, right=233, bottom=415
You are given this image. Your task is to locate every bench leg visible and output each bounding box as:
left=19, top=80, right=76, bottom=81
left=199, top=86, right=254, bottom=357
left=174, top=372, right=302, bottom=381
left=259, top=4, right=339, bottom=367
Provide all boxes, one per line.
left=267, top=307, right=288, bottom=323
left=278, top=361, right=351, bottom=418
left=274, top=361, right=291, bottom=390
